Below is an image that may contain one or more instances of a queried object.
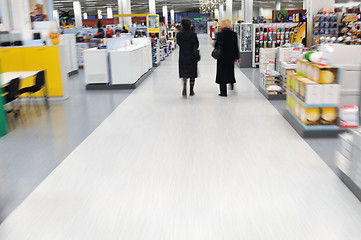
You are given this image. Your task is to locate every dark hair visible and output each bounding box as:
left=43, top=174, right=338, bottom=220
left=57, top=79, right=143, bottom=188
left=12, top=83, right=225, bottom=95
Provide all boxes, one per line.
left=181, top=19, right=191, bottom=30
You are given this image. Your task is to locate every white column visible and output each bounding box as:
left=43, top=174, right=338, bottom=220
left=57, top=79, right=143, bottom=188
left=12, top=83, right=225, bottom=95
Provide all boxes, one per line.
left=214, top=9, right=219, bottom=19
left=259, top=7, right=264, bottom=16
left=118, top=0, right=131, bottom=26
left=305, top=0, right=335, bottom=46
left=241, top=0, right=245, bottom=20
left=226, top=0, right=232, bottom=19
left=163, top=5, right=168, bottom=25
left=170, top=9, right=175, bottom=24
left=303, top=0, right=307, bottom=10
left=53, top=9, right=60, bottom=28
left=83, top=13, right=88, bottom=20
left=149, top=0, right=156, bottom=14
left=48, top=0, right=54, bottom=21
left=107, top=7, right=113, bottom=19
left=219, top=4, right=224, bottom=20
left=6, top=0, right=32, bottom=40
left=276, top=0, right=281, bottom=10
left=244, top=0, right=253, bottom=23
left=73, top=1, right=82, bottom=28
left=122, top=0, right=131, bottom=26
left=0, top=0, right=12, bottom=31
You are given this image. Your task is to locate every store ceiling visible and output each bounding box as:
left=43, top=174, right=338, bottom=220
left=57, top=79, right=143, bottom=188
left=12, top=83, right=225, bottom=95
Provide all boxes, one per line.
left=52, top=0, right=309, bottom=15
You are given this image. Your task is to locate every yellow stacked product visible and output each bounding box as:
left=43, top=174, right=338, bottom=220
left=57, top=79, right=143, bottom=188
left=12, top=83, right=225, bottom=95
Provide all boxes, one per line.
left=321, top=107, right=338, bottom=125
left=296, top=59, right=339, bottom=84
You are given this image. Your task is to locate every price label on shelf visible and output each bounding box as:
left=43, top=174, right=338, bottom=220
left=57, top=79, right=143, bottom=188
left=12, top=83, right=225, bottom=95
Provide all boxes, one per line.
left=289, top=48, right=303, bottom=63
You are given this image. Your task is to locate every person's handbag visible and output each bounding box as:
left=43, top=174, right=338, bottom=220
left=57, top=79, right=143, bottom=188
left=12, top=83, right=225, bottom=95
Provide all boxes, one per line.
left=192, top=44, right=201, bottom=62
left=211, top=34, right=223, bottom=60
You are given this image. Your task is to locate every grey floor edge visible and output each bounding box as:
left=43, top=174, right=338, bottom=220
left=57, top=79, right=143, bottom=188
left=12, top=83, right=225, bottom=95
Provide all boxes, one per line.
left=0, top=70, right=134, bottom=223
left=1, top=35, right=361, bottom=239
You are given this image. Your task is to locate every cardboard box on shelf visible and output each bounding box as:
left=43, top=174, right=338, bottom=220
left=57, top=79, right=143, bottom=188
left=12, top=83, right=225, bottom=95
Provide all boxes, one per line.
left=312, top=65, right=339, bottom=84
left=340, top=106, right=359, bottom=128
left=322, top=84, right=340, bottom=105
left=297, top=78, right=323, bottom=104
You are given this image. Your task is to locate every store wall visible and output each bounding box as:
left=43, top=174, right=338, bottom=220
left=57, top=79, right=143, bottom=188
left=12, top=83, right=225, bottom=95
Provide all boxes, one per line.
left=263, top=9, right=273, bottom=19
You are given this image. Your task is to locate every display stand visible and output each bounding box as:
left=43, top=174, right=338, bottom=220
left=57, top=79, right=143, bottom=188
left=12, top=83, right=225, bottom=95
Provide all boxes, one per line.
left=259, top=72, right=286, bottom=100
left=260, top=87, right=287, bottom=100
left=284, top=109, right=342, bottom=138
left=335, top=129, right=361, bottom=201
left=234, top=23, right=253, bottom=68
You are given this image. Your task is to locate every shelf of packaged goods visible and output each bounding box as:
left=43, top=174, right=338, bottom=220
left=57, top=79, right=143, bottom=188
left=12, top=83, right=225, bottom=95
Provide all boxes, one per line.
left=286, top=109, right=340, bottom=131
left=286, top=89, right=339, bottom=108
left=259, top=86, right=286, bottom=100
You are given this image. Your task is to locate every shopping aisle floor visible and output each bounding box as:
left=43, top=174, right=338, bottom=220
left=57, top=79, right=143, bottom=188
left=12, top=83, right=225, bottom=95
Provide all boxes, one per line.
left=1, top=34, right=361, bottom=239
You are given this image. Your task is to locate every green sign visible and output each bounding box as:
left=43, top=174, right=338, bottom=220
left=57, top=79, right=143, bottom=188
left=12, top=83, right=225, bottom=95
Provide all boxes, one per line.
left=193, top=17, right=204, bottom=21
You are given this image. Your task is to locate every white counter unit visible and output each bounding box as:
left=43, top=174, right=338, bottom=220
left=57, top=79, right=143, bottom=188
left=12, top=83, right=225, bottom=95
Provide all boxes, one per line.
left=59, top=34, right=79, bottom=74
left=110, top=45, right=150, bottom=85
left=84, top=48, right=110, bottom=84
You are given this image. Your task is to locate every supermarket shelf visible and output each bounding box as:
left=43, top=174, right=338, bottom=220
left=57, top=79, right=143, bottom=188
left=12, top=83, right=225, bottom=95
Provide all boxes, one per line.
left=259, top=86, right=286, bottom=100
left=286, top=89, right=339, bottom=108
left=284, top=109, right=342, bottom=138
left=338, top=170, right=361, bottom=202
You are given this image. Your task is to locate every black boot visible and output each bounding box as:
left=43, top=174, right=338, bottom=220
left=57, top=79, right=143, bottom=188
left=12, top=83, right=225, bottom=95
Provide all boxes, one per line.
left=182, top=79, right=187, bottom=96
left=190, top=79, right=195, bottom=96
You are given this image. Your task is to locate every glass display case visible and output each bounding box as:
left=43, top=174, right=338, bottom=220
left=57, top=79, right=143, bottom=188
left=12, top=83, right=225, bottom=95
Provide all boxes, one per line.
left=234, top=23, right=253, bottom=68
left=239, top=23, right=253, bottom=52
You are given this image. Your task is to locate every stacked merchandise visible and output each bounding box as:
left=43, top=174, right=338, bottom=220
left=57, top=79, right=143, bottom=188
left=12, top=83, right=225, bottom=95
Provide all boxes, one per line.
left=254, top=23, right=295, bottom=67
left=259, top=48, right=276, bottom=73
left=335, top=129, right=361, bottom=200
left=77, top=43, right=91, bottom=68
left=276, top=47, right=303, bottom=72
left=286, top=58, right=341, bottom=128
left=338, top=14, right=361, bottom=45
left=260, top=72, right=284, bottom=95
left=151, top=38, right=160, bottom=66
left=313, top=12, right=338, bottom=45
left=280, top=62, right=296, bottom=88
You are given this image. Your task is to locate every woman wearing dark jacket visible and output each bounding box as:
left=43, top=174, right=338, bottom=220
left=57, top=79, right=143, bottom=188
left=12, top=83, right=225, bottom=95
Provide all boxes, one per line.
left=215, top=19, right=241, bottom=97
left=177, top=19, right=199, bottom=97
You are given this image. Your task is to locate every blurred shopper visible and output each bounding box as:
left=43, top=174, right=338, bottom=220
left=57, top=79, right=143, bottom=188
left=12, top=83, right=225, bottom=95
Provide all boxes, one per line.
left=177, top=19, right=200, bottom=97
left=214, top=19, right=241, bottom=97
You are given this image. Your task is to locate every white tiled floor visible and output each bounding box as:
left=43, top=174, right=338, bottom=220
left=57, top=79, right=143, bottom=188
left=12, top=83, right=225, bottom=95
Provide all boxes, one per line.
left=1, top=34, right=361, bottom=239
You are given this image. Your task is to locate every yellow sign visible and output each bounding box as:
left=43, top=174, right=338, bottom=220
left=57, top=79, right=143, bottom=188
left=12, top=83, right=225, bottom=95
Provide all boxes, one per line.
left=114, top=13, right=160, bottom=34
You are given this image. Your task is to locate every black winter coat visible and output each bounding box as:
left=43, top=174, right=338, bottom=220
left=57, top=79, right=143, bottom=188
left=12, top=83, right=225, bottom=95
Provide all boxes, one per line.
left=176, top=30, right=199, bottom=79
left=215, top=29, right=240, bottom=84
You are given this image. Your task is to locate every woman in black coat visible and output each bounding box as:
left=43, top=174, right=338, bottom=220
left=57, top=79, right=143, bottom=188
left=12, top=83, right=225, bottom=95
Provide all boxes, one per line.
left=214, top=19, right=240, bottom=97
left=177, top=19, right=199, bottom=97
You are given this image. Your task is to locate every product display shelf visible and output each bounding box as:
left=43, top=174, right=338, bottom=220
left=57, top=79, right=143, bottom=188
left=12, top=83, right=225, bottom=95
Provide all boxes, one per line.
left=259, top=72, right=286, bottom=100
left=152, top=38, right=160, bottom=67
left=235, top=23, right=253, bottom=68
left=252, top=23, right=297, bottom=68
left=312, top=12, right=339, bottom=46
left=285, top=89, right=342, bottom=138
left=77, top=42, right=91, bottom=68
left=286, top=89, right=339, bottom=108
left=335, top=129, right=361, bottom=201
